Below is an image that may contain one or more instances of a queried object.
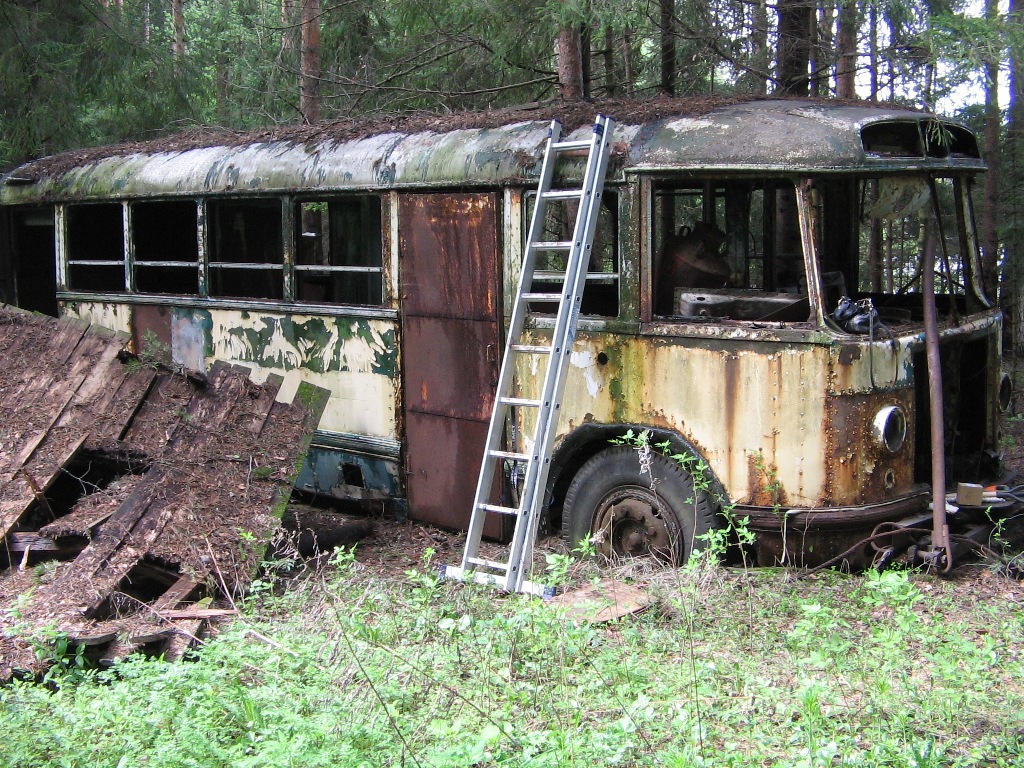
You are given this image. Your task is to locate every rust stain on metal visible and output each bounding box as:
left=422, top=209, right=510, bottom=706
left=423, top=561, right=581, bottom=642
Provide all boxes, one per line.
left=399, top=193, right=503, bottom=532
left=746, top=452, right=788, bottom=507
left=837, top=345, right=861, bottom=365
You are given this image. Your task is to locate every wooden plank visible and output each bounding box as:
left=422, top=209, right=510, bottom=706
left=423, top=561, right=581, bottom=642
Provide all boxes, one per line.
left=71, top=466, right=167, bottom=579
left=8, top=533, right=86, bottom=556
left=0, top=433, right=90, bottom=541
left=38, top=473, right=142, bottom=539
left=0, top=316, right=90, bottom=413
left=0, top=320, right=97, bottom=417
left=0, top=333, right=329, bottom=676
left=152, top=573, right=206, bottom=611
left=92, top=368, right=159, bottom=445
left=104, top=572, right=208, bottom=662
left=162, top=619, right=205, bottom=662
left=66, top=630, right=119, bottom=647
left=127, top=626, right=176, bottom=645
left=72, top=367, right=237, bottom=615
left=118, top=372, right=199, bottom=452
left=157, top=608, right=236, bottom=620
left=8, top=533, right=62, bottom=552
left=547, top=579, right=652, bottom=624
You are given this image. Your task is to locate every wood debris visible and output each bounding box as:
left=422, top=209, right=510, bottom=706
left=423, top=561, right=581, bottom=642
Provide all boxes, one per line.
left=0, top=305, right=328, bottom=679
left=547, top=578, right=652, bottom=623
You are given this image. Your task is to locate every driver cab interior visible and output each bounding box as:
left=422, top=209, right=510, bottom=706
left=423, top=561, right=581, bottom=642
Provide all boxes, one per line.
left=651, top=179, right=812, bottom=324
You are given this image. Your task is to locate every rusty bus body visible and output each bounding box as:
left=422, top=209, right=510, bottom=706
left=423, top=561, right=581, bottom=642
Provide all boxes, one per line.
left=0, top=99, right=1009, bottom=566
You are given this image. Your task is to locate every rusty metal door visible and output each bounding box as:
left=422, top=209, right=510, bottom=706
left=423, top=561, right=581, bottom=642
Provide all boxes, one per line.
left=399, top=193, right=503, bottom=532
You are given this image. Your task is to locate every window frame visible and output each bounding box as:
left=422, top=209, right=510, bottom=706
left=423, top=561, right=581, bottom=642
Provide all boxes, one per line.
left=292, top=194, right=385, bottom=307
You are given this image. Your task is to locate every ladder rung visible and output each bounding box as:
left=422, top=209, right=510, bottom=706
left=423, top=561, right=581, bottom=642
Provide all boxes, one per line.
left=479, top=503, right=520, bottom=516
left=489, top=449, right=530, bottom=461
left=540, top=189, right=583, bottom=200
left=522, top=292, right=562, bottom=302
left=468, top=557, right=509, bottom=571
left=529, top=240, right=573, bottom=251
left=534, top=271, right=619, bottom=282
left=511, top=344, right=552, bottom=354
left=499, top=397, right=542, bottom=408
left=552, top=139, right=592, bottom=151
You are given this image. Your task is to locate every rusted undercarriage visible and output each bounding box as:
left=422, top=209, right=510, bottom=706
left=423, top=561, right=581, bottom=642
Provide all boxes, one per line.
left=742, top=488, right=1024, bottom=570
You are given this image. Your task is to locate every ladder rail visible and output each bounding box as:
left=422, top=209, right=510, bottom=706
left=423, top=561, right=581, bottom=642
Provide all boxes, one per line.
left=504, top=116, right=614, bottom=591
left=452, top=115, right=615, bottom=593
left=460, top=120, right=565, bottom=565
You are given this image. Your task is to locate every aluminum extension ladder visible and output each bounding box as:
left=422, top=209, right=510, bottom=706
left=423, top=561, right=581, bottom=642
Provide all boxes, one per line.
left=442, top=115, right=615, bottom=596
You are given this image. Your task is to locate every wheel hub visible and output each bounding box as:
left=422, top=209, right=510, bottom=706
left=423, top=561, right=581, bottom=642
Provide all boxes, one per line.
left=591, top=488, right=682, bottom=562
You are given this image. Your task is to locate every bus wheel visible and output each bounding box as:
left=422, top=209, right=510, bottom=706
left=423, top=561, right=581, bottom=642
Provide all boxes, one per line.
left=561, top=446, right=717, bottom=564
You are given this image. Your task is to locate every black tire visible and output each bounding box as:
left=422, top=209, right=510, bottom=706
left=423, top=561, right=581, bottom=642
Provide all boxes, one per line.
left=562, top=446, right=718, bottom=564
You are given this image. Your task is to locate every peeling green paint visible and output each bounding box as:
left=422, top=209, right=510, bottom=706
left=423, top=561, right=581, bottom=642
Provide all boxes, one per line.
left=219, top=315, right=397, bottom=375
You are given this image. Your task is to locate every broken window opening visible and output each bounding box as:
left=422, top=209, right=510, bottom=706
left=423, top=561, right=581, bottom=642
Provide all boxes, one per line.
left=652, top=180, right=810, bottom=323
left=524, top=190, right=619, bottom=317
left=207, top=198, right=284, bottom=300
left=5, top=206, right=57, bottom=316
left=295, top=196, right=384, bottom=305
left=131, top=200, right=200, bottom=295
left=811, top=175, right=976, bottom=324
left=66, top=203, right=126, bottom=293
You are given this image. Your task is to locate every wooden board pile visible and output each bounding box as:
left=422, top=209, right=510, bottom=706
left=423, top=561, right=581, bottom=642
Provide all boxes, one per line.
left=0, top=306, right=327, bottom=679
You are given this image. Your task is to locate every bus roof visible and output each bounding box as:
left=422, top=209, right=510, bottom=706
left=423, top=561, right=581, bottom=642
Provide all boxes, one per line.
left=1, top=98, right=984, bottom=203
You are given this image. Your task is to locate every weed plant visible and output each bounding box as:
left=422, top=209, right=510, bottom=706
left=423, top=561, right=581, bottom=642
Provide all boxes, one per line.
left=2, top=540, right=1023, bottom=767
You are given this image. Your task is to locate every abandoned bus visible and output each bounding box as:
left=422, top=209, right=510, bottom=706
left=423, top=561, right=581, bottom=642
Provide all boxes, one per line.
left=0, top=98, right=1009, bottom=567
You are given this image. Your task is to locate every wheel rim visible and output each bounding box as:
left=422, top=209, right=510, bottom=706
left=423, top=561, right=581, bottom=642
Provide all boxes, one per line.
left=590, top=485, right=684, bottom=563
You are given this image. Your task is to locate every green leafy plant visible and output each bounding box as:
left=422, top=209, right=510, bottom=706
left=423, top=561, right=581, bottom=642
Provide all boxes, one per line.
left=125, top=329, right=171, bottom=373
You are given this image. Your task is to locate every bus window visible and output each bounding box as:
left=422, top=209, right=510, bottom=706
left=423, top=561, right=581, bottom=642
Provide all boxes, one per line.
left=208, top=198, right=284, bottom=300
left=131, top=200, right=200, bottom=295
left=6, top=207, right=57, bottom=316
left=810, top=176, right=978, bottom=322
left=295, top=196, right=383, bottom=305
left=67, top=203, right=125, bottom=293
left=858, top=177, right=965, bottom=299
left=653, top=180, right=810, bottom=322
left=525, top=190, right=618, bottom=317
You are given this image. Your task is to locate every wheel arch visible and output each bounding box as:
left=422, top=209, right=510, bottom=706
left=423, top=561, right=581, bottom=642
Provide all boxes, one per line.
left=546, top=422, right=729, bottom=531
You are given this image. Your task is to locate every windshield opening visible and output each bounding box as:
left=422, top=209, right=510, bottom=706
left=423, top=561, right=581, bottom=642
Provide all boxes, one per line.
left=810, top=175, right=988, bottom=327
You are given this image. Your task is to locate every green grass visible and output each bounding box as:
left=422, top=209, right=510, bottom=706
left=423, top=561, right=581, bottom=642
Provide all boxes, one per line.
left=2, top=553, right=1023, bottom=768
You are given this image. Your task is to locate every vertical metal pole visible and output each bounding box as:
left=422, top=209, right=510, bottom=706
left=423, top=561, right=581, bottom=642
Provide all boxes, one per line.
left=922, top=215, right=952, bottom=573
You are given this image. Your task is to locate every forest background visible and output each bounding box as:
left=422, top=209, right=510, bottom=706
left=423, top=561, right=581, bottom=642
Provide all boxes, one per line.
left=1, top=0, right=1023, bottom=346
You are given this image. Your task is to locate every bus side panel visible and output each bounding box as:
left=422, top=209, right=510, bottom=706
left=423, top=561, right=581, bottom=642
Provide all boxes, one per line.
left=65, top=300, right=402, bottom=442
left=398, top=193, right=505, bottom=534
left=516, top=329, right=833, bottom=508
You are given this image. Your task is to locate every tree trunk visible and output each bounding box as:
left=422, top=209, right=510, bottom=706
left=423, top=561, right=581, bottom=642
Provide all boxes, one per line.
left=981, top=0, right=1000, bottom=297
left=281, top=0, right=298, bottom=59
left=835, top=0, right=858, bottom=98
left=603, top=27, right=617, bottom=97
left=1008, top=0, right=1024, bottom=353
left=660, top=0, right=676, bottom=95
left=622, top=27, right=635, bottom=97
left=171, top=0, right=185, bottom=63
left=556, top=26, right=585, bottom=101
left=581, top=24, right=592, bottom=99
left=300, top=0, right=321, bottom=124
left=142, top=1, right=151, bottom=44
left=811, top=1, right=832, bottom=97
left=776, top=0, right=814, bottom=95
left=749, top=0, right=770, bottom=95
left=869, top=3, right=879, bottom=100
